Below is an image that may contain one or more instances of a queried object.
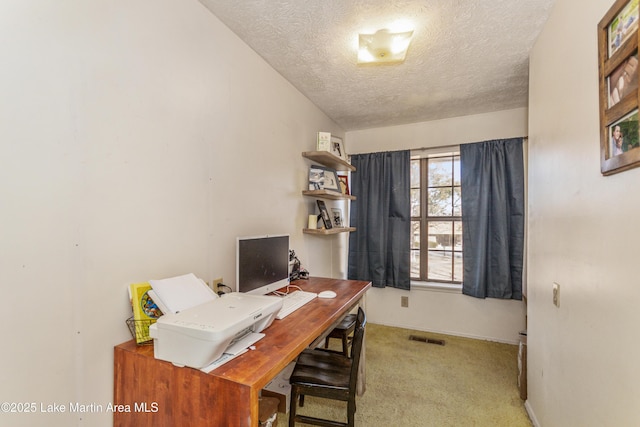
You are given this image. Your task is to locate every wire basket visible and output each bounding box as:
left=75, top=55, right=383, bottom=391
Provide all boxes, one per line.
left=126, top=317, right=156, bottom=345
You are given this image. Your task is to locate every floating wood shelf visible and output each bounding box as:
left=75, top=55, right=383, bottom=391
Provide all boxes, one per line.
left=302, top=150, right=355, bottom=236
left=302, top=151, right=355, bottom=172
left=302, top=189, right=356, bottom=201
left=303, top=227, right=356, bottom=235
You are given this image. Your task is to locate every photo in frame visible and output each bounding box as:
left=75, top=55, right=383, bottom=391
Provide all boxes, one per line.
left=316, top=200, right=333, bottom=229
left=308, top=165, right=341, bottom=192
left=608, top=53, right=638, bottom=107
left=331, top=208, right=343, bottom=228
left=323, top=168, right=341, bottom=192
left=598, top=0, right=640, bottom=174
left=337, top=174, right=350, bottom=195
left=608, top=0, right=639, bottom=57
left=308, top=165, right=324, bottom=190
left=609, top=109, right=639, bottom=157
left=330, top=136, right=346, bottom=160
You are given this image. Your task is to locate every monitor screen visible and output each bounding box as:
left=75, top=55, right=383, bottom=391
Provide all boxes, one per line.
left=236, top=234, right=290, bottom=295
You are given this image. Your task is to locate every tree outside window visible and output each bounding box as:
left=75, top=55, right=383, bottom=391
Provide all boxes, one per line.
left=410, top=154, right=462, bottom=283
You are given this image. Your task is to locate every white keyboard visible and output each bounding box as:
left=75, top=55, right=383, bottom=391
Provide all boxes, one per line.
left=276, top=290, right=318, bottom=319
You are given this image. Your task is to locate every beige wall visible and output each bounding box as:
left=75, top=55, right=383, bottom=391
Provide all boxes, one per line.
left=528, top=0, right=640, bottom=425
left=0, top=1, right=342, bottom=426
left=346, top=108, right=528, bottom=344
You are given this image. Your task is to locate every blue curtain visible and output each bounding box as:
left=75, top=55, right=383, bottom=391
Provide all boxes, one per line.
left=460, top=138, right=525, bottom=300
left=348, top=151, right=411, bottom=290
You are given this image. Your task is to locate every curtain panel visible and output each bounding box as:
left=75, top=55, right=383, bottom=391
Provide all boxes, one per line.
left=347, top=151, right=411, bottom=290
left=460, top=138, right=525, bottom=300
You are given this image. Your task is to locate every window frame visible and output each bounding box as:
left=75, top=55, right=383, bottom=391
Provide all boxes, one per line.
left=410, top=149, right=462, bottom=287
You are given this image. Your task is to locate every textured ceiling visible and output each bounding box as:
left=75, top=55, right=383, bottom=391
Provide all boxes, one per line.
left=199, top=0, right=556, bottom=131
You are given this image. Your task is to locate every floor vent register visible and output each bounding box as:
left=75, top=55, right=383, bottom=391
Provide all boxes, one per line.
left=409, top=335, right=446, bottom=346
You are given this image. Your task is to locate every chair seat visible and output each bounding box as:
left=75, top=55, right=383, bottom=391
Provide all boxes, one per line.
left=325, top=313, right=357, bottom=356
left=291, top=349, right=352, bottom=389
left=327, top=314, right=357, bottom=338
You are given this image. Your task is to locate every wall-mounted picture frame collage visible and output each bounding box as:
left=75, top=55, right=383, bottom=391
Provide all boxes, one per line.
left=599, top=0, right=640, bottom=175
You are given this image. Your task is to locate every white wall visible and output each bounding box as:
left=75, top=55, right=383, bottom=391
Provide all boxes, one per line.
left=346, top=108, right=528, bottom=343
left=0, top=1, right=342, bottom=426
left=528, top=0, right=640, bottom=426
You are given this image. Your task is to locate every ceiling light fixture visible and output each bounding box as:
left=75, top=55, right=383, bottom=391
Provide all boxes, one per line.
left=358, top=28, right=414, bottom=64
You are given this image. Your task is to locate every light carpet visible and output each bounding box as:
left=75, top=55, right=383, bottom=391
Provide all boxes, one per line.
left=278, top=323, right=531, bottom=427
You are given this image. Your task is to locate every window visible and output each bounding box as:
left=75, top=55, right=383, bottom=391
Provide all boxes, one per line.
left=410, top=153, right=462, bottom=284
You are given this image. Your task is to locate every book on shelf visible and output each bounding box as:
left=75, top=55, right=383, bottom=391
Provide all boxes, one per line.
left=129, top=282, right=163, bottom=343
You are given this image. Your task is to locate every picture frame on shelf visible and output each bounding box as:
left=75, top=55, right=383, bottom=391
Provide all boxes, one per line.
left=331, top=208, right=343, bottom=228
left=598, top=0, right=640, bottom=175
left=330, top=136, right=346, bottom=160
left=316, top=200, right=333, bottom=229
left=337, top=174, right=350, bottom=195
left=322, top=167, right=341, bottom=192
left=309, top=165, right=324, bottom=190
left=308, top=165, right=341, bottom=192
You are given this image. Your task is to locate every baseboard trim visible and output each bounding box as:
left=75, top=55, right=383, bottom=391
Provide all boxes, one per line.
left=525, top=400, right=540, bottom=427
left=370, top=320, right=520, bottom=345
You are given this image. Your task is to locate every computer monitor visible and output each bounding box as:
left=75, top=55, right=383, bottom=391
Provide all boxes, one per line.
left=236, top=234, right=290, bottom=295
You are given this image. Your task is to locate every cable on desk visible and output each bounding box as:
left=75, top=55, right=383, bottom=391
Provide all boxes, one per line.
left=271, top=284, right=304, bottom=297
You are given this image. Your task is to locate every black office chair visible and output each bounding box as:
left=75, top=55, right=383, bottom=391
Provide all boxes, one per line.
left=324, top=313, right=356, bottom=356
left=288, top=307, right=366, bottom=427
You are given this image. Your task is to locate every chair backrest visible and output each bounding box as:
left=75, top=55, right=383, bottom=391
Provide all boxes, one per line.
left=348, top=307, right=367, bottom=394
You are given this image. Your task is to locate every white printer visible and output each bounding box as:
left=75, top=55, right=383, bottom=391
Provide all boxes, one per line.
left=149, top=293, right=282, bottom=369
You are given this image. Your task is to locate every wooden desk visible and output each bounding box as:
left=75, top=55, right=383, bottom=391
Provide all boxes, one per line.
left=113, top=277, right=371, bottom=427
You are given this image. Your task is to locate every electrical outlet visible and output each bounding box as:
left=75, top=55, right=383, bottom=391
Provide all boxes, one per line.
left=401, top=296, right=409, bottom=308
left=213, top=277, right=224, bottom=290
left=553, top=282, right=560, bottom=307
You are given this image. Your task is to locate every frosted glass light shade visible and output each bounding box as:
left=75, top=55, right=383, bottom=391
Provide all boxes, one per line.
left=358, top=29, right=414, bottom=64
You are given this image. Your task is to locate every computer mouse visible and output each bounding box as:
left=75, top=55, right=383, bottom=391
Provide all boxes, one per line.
left=318, top=290, right=337, bottom=299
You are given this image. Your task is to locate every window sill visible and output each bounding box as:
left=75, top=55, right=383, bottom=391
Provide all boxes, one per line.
left=410, top=281, right=462, bottom=293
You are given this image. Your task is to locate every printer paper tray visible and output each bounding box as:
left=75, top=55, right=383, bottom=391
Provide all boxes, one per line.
left=226, top=332, right=264, bottom=355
